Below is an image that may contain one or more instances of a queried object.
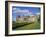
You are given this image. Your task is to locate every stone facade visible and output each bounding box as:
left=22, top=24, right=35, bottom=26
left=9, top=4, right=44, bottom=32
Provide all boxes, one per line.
left=16, top=15, right=37, bottom=23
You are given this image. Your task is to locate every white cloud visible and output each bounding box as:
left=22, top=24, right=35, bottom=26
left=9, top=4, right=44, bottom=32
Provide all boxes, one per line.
left=36, top=12, right=40, bottom=15
left=12, top=8, right=16, bottom=10
left=13, top=8, right=32, bottom=14
left=13, top=8, right=40, bottom=15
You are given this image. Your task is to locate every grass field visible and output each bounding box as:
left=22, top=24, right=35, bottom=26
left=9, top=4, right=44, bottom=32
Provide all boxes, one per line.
left=12, top=21, right=40, bottom=30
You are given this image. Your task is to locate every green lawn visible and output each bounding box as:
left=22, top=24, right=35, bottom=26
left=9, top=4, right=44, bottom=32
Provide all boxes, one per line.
left=13, top=21, right=40, bottom=30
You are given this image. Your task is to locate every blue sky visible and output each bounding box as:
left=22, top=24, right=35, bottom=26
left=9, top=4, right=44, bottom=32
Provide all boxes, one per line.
left=12, top=6, right=40, bottom=21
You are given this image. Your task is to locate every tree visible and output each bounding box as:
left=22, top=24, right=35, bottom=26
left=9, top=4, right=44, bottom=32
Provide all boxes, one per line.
left=38, top=15, right=40, bottom=23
